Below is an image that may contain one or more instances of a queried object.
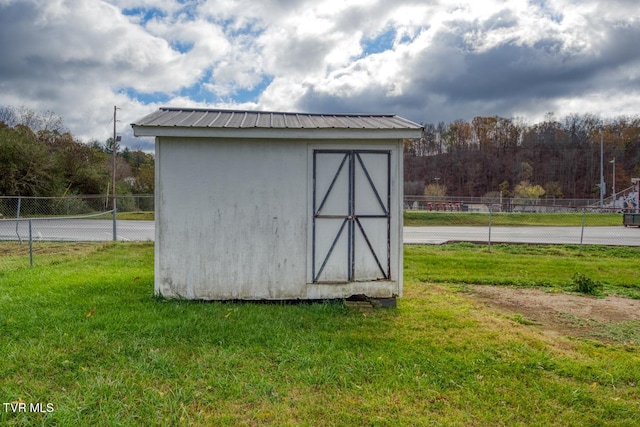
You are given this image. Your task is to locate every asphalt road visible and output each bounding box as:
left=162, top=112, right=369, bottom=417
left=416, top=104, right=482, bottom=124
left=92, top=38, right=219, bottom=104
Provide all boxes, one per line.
left=403, top=225, right=640, bottom=246
left=0, top=219, right=155, bottom=242
left=1, top=219, right=638, bottom=246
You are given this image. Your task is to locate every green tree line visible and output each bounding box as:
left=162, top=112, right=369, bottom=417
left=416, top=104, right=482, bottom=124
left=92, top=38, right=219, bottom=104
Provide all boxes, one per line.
left=0, top=106, right=153, bottom=198
left=3, top=106, right=638, bottom=203
left=405, top=113, right=640, bottom=200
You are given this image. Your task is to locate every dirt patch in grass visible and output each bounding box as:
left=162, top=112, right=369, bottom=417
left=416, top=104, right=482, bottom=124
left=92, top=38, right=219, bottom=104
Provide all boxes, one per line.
left=466, top=285, right=640, bottom=343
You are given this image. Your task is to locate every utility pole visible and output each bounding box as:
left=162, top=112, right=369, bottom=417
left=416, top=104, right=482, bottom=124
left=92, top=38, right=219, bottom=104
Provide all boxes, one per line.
left=599, top=130, right=605, bottom=207
left=112, top=106, right=120, bottom=241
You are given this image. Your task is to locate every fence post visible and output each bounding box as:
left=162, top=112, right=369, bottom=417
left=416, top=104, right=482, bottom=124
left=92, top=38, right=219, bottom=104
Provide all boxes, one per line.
left=15, top=196, right=22, bottom=243
left=579, top=208, right=586, bottom=254
left=29, top=219, right=33, bottom=267
left=112, top=196, right=117, bottom=241
left=488, top=204, right=493, bottom=252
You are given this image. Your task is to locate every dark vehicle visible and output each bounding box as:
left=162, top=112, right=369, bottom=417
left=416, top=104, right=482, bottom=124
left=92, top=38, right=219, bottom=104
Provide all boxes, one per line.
left=623, top=213, right=640, bottom=227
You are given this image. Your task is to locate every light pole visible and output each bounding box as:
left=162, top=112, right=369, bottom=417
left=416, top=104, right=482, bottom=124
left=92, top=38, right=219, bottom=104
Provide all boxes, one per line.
left=610, top=158, right=616, bottom=208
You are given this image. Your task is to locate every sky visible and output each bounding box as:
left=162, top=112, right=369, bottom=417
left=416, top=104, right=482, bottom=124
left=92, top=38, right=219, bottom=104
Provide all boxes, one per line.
left=1, top=0, right=639, bottom=151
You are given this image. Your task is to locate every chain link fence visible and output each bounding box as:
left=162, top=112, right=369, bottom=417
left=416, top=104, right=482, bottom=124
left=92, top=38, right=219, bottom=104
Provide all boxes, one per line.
left=404, top=206, right=640, bottom=247
left=1, top=193, right=639, bottom=270
left=0, top=195, right=154, bottom=270
left=403, top=194, right=640, bottom=249
left=0, top=195, right=154, bottom=218
left=403, top=193, right=639, bottom=213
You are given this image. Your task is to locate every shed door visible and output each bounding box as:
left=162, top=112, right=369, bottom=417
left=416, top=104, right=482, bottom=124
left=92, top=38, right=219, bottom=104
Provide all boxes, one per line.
left=312, top=150, right=390, bottom=283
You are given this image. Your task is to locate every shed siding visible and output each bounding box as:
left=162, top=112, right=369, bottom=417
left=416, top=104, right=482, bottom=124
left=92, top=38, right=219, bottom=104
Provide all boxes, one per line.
left=155, top=137, right=403, bottom=300
left=156, top=137, right=308, bottom=299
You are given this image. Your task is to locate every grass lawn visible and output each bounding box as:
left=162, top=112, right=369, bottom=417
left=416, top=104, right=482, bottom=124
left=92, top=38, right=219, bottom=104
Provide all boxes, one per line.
left=1, top=243, right=639, bottom=426
left=91, top=211, right=154, bottom=221
left=79, top=210, right=625, bottom=225
left=405, top=243, right=640, bottom=299
left=404, top=211, right=623, bottom=227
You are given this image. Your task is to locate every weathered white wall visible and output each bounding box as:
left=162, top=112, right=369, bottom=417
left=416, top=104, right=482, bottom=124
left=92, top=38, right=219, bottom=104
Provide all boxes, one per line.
left=155, top=137, right=402, bottom=299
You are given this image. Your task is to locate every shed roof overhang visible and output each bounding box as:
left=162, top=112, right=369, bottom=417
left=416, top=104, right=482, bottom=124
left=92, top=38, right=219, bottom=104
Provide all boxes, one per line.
left=131, top=108, right=423, bottom=140
left=132, top=126, right=422, bottom=140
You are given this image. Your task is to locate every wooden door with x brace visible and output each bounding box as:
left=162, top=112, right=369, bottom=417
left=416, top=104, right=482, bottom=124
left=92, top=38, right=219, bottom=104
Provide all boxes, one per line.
left=312, top=150, right=391, bottom=283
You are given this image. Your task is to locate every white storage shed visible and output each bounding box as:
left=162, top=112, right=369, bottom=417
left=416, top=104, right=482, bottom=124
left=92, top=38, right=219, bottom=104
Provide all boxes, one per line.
left=132, top=108, right=422, bottom=300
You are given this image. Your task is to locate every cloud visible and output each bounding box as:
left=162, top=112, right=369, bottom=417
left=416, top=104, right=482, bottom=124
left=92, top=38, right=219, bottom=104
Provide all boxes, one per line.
left=0, top=0, right=638, bottom=148
left=287, top=0, right=640, bottom=124
left=0, top=0, right=189, bottom=143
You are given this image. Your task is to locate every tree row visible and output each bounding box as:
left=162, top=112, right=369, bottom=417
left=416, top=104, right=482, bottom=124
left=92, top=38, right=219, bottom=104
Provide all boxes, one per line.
left=0, top=106, right=153, bottom=199
left=405, top=113, right=640, bottom=200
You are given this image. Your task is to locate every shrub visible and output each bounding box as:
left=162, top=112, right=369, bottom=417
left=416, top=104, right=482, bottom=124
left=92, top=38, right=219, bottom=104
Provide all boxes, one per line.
left=572, top=272, right=603, bottom=295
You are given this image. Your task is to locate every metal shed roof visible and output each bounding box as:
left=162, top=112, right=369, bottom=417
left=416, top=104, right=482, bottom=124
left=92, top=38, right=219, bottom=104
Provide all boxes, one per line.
left=132, top=108, right=423, bottom=140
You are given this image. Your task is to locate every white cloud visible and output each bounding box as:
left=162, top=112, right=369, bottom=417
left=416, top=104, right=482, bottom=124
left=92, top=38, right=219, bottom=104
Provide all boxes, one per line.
left=0, top=0, right=638, bottom=147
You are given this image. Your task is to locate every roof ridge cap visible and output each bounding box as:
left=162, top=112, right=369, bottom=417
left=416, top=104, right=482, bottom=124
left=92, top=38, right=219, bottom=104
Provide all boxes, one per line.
left=158, top=107, right=396, bottom=118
